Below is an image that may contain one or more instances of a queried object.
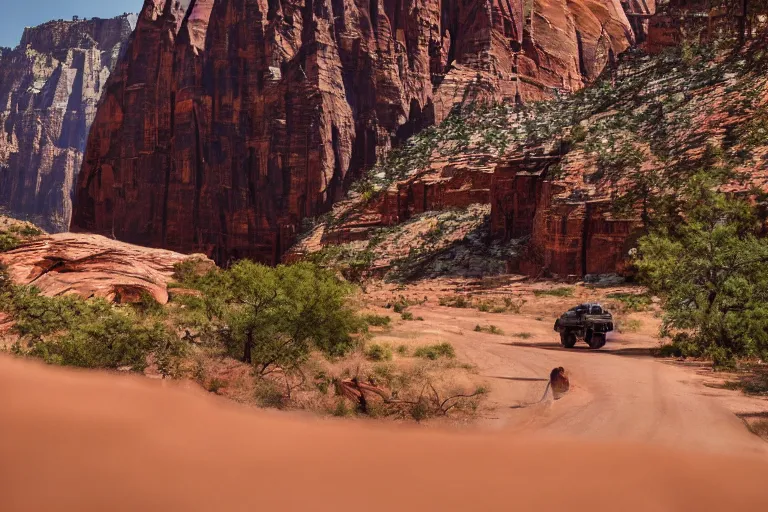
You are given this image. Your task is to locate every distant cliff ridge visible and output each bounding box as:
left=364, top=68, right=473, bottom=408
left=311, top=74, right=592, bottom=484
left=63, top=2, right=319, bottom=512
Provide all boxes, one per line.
left=0, top=14, right=135, bottom=232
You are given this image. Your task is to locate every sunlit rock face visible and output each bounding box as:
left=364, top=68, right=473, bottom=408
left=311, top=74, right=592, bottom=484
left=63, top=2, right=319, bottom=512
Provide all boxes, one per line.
left=71, top=0, right=635, bottom=264
left=0, top=15, right=136, bottom=232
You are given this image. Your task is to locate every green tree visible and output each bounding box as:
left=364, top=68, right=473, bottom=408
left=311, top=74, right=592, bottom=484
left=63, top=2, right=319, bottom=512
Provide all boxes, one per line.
left=190, top=261, right=361, bottom=374
left=635, top=178, right=768, bottom=365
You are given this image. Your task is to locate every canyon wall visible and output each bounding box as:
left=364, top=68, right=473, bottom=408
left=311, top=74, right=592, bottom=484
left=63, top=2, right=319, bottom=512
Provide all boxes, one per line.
left=71, top=0, right=639, bottom=264
left=0, top=15, right=136, bottom=232
left=491, top=164, right=639, bottom=277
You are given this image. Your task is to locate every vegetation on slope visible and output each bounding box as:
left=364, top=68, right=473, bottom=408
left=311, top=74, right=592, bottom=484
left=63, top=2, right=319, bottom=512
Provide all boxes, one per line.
left=301, top=39, right=768, bottom=283
left=0, top=260, right=486, bottom=421
left=344, top=41, right=766, bottom=210
left=1, top=274, right=182, bottom=373
left=0, top=220, right=42, bottom=252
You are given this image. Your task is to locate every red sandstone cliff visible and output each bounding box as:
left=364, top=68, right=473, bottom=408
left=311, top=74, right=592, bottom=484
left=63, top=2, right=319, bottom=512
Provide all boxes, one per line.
left=287, top=34, right=768, bottom=278
left=0, top=15, right=136, bottom=232
left=71, top=0, right=638, bottom=264
left=0, top=231, right=214, bottom=305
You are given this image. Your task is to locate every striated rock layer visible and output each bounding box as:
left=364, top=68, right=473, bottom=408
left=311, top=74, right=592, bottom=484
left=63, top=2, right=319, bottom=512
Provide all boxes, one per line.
left=0, top=15, right=136, bottom=232
left=0, top=233, right=214, bottom=305
left=72, top=0, right=639, bottom=264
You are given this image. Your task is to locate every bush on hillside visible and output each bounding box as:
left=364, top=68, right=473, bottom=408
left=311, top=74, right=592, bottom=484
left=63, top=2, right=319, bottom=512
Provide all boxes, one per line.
left=363, top=314, right=391, bottom=327
left=413, top=343, right=456, bottom=360
left=636, top=177, right=768, bottom=366
left=0, top=223, right=43, bottom=252
left=0, top=232, right=20, bottom=252
left=1, top=282, right=182, bottom=373
left=365, top=343, right=393, bottom=362
left=178, top=261, right=363, bottom=375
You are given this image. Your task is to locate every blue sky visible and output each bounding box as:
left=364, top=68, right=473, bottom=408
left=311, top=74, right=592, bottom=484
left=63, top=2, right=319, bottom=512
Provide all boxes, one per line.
left=0, top=1, right=140, bottom=48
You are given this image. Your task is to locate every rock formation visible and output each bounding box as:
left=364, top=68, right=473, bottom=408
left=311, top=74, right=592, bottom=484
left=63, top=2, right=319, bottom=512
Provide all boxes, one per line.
left=287, top=33, right=768, bottom=278
left=491, top=158, right=639, bottom=277
left=0, top=15, right=136, bottom=233
left=0, top=233, right=213, bottom=304
left=72, top=0, right=639, bottom=264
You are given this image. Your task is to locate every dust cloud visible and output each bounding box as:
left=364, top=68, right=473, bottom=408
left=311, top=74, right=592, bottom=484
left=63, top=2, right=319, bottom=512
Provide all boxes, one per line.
left=1, top=355, right=767, bottom=511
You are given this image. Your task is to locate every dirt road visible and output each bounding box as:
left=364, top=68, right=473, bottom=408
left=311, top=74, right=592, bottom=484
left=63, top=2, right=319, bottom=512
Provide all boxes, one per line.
left=368, top=281, right=768, bottom=456
left=2, top=355, right=768, bottom=511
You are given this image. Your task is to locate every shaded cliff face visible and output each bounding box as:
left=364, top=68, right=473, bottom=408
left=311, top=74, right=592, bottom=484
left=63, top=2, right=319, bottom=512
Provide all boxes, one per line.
left=72, top=0, right=636, bottom=264
left=0, top=15, right=136, bottom=233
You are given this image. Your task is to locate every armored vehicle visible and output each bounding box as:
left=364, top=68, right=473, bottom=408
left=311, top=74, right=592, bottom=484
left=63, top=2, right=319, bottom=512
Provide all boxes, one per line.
left=553, top=303, right=614, bottom=349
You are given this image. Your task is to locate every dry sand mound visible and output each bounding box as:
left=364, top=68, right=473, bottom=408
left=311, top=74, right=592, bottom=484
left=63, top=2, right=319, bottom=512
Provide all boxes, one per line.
left=1, top=356, right=767, bottom=511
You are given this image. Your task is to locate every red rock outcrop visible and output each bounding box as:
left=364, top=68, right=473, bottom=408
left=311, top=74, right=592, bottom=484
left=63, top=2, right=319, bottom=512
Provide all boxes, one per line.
left=622, top=0, right=656, bottom=43
left=0, top=15, right=136, bottom=232
left=0, top=233, right=213, bottom=304
left=490, top=158, right=639, bottom=276
left=72, top=0, right=637, bottom=265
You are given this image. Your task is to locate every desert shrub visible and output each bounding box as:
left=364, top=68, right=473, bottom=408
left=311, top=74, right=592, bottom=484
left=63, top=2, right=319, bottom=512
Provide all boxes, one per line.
left=172, top=257, right=216, bottom=287
left=475, top=297, right=526, bottom=314
left=131, top=291, right=166, bottom=317
left=0, top=263, right=10, bottom=292
left=207, top=378, right=226, bottom=394
left=439, top=295, right=472, bottom=308
left=363, top=314, right=391, bottom=327
left=409, top=398, right=431, bottom=421
left=413, top=343, right=456, bottom=360
left=607, top=292, right=652, bottom=312
left=3, top=287, right=94, bottom=339
left=332, top=399, right=354, bottom=417
left=474, top=324, right=504, bottom=335
left=513, top=332, right=532, bottom=339
left=396, top=344, right=409, bottom=356
left=306, top=245, right=375, bottom=283
left=401, top=311, right=414, bottom=321
left=534, top=287, right=574, bottom=298
left=476, top=300, right=492, bottom=312
left=502, top=297, right=526, bottom=314
left=658, top=343, right=684, bottom=358
left=173, top=259, right=200, bottom=283
left=366, top=343, right=393, bottom=362
left=314, top=371, right=332, bottom=394
left=0, top=223, right=42, bottom=252
left=8, top=224, right=42, bottom=237
left=0, top=232, right=20, bottom=252
left=1, top=284, right=182, bottom=372
left=406, top=384, right=488, bottom=422
left=254, top=380, right=287, bottom=409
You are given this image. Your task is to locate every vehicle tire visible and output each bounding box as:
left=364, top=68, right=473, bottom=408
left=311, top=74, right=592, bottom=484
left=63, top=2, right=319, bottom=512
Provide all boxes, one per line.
left=589, top=333, right=606, bottom=350
left=560, top=331, right=577, bottom=349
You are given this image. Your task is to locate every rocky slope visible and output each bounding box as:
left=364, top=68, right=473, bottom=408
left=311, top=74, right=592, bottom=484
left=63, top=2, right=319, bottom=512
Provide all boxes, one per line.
left=0, top=15, right=136, bottom=233
left=289, top=38, right=768, bottom=279
left=71, top=0, right=643, bottom=264
left=0, top=229, right=213, bottom=305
